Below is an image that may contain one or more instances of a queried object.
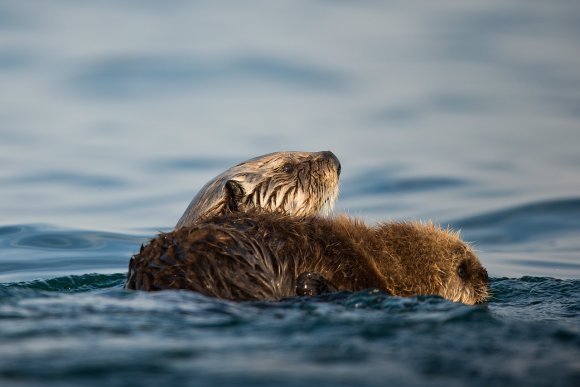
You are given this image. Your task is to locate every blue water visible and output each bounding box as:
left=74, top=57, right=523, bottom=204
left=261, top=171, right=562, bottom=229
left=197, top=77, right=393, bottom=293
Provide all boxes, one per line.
left=1, top=1, right=579, bottom=386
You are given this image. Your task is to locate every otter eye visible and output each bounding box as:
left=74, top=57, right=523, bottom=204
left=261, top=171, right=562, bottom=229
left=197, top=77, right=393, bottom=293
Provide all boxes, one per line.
left=283, top=163, right=295, bottom=174
left=457, top=261, right=469, bottom=280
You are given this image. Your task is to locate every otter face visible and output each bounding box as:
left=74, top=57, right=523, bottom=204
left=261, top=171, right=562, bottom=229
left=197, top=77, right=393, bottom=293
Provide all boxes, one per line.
left=231, top=150, right=340, bottom=217
left=373, top=222, right=489, bottom=305
left=176, top=151, right=340, bottom=228
left=440, top=244, right=489, bottom=305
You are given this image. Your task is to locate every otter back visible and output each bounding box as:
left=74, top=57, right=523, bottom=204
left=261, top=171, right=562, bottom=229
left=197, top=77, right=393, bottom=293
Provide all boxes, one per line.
left=127, top=213, right=489, bottom=305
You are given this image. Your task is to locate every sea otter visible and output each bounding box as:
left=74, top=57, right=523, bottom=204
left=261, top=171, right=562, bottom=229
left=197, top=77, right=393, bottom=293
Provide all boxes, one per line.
left=175, top=151, right=341, bottom=228
left=126, top=213, right=489, bottom=305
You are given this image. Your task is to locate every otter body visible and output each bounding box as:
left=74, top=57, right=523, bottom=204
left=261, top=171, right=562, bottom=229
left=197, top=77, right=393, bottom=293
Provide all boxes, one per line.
left=126, top=213, right=489, bottom=305
left=176, top=151, right=340, bottom=228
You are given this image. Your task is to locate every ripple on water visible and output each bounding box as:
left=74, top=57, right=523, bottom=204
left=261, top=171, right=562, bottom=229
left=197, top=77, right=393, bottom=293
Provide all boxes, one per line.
left=0, top=276, right=578, bottom=386
left=452, top=197, right=580, bottom=245
left=340, top=167, right=468, bottom=199
left=70, top=55, right=349, bottom=98
left=0, top=224, right=143, bottom=283
left=0, top=224, right=133, bottom=251
left=0, top=273, right=127, bottom=293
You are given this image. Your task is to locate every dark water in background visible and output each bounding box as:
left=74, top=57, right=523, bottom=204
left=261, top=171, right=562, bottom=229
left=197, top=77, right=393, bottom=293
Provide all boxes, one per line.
left=1, top=1, right=579, bottom=386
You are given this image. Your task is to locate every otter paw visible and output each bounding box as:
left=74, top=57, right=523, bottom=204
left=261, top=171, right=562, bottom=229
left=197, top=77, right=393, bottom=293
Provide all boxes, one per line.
left=296, top=272, right=337, bottom=297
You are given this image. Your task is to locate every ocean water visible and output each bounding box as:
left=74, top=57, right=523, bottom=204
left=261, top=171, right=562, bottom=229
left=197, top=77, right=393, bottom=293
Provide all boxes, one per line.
left=1, top=1, right=579, bottom=386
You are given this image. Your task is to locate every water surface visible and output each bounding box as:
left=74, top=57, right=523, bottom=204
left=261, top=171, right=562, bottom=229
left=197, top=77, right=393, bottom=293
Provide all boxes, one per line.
left=1, top=1, right=579, bottom=386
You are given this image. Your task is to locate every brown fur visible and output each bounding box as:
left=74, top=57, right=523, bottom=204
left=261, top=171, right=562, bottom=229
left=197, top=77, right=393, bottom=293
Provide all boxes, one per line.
left=176, top=151, right=341, bottom=228
left=126, top=213, right=489, bottom=305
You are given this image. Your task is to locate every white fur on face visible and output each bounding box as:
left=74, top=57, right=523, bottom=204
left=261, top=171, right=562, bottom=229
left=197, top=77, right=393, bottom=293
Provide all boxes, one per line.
left=176, top=151, right=340, bottom=228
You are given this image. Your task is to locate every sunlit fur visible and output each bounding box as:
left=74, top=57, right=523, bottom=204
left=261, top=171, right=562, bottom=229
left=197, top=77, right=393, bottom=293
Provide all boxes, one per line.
left=369, top=220, right=489, bottom=305
left=175, top=151, right=340, bottom=228
left=127, top=213, right=489, bottom=305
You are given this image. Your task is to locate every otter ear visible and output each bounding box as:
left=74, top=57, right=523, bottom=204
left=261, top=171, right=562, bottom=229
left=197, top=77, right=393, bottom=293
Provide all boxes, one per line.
left=225, top=180, right=245, bottom=211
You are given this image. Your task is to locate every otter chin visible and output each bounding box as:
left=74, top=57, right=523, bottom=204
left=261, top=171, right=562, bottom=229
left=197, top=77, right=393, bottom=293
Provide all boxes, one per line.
left=176, top=151, right=341, bottom=228
left=126, top=213, right=489, bottom=305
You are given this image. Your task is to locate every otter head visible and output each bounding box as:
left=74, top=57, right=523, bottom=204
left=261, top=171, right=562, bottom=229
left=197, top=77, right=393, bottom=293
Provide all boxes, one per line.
left=176, top=151, right=341, bottom=228
left=374, top=222, right=489, bottom=305
left=440, top=240, right=489, bottom=305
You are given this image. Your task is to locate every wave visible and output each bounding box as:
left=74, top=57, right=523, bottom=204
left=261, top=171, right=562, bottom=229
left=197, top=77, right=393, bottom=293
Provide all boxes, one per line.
left=0, top=224, right=144, bottom=283
left=0, top=273, right=126, bottom=293
left=70, top=55, right=349, bottom=98
left=0, top=275, right=577, bottom=387
left=450, top=197, right=580, bottom=245
left=2, top=272, right=577, bottom=307
left=341, top=167, right=467, bottom=198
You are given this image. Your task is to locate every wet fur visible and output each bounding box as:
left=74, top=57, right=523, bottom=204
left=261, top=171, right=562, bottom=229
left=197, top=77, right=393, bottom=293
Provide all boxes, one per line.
left=176, top=151, right=340, bottom=228
left=127, top=213, right=489, bottom=305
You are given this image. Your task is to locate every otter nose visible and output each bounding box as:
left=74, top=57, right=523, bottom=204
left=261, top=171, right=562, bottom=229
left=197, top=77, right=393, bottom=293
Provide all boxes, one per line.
left=320, top=151, right=341, bottom=176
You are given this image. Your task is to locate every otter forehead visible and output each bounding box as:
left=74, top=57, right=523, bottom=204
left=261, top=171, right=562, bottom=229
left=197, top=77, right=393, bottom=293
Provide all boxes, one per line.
left=232, top=151, right=339, bottom=174
left=379, top=221, right=465, bottom=258
left=236, top=150, right=332, bottom=164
